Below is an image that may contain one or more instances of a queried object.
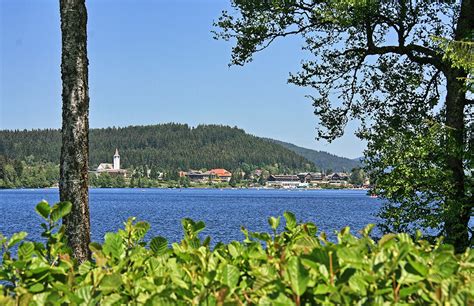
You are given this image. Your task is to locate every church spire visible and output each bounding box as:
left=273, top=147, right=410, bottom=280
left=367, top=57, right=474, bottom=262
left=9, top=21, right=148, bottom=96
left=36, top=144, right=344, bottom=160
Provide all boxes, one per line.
left=113, top=148, right=120, bottom=170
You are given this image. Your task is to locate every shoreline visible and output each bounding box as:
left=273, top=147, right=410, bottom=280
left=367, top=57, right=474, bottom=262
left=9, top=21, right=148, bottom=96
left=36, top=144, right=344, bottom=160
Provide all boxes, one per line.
left=0, top=186, right=371, bottom=191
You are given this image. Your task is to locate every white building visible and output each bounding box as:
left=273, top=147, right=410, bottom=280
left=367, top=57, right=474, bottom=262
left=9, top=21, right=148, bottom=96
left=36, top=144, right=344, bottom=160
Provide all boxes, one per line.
left=113, top=148, right=120, bottom=170
left=96, top=149, right=127, bottom=177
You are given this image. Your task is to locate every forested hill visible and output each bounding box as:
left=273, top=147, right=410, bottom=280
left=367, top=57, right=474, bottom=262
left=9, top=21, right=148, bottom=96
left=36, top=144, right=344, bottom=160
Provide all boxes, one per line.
left=267, top=139, right=362, bottom=172
left=0, top=124, right=315, bottom=172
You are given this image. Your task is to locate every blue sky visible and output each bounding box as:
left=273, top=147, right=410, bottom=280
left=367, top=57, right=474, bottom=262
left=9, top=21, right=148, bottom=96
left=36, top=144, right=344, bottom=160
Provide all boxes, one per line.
left=0, top=0, right=365, bottom=158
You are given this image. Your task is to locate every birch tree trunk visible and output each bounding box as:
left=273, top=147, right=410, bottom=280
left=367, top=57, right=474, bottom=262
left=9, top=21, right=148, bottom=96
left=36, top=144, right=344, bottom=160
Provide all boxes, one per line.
left=59, top=0, right=91, bottom=262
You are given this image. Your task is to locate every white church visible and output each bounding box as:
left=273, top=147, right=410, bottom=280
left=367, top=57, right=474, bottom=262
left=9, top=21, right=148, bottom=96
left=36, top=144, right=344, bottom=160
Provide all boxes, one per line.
left=96, top=149, right=127, bottom=177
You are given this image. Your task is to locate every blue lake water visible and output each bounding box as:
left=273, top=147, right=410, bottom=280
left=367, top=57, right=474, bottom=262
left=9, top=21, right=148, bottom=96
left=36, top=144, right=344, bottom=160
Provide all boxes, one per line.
left=0, top=188, right=382, bottom=244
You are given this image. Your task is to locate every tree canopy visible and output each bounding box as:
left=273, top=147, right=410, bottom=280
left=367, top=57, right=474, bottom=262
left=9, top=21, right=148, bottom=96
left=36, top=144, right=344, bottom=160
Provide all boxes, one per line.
left=0, top=124, right=315, bottom=173
left=214, top=0, right=473, bottom=250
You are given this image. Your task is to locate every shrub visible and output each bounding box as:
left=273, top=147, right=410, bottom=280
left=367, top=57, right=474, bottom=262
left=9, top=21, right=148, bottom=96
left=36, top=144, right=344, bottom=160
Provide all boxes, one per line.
left=1, top=201, right=473, bottom=305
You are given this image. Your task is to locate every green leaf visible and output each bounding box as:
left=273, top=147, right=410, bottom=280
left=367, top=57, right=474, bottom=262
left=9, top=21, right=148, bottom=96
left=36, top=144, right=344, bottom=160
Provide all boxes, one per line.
left=268, top=216, right=281, bottom=231
left=220, top=264, right=240, bottom=289
left=149, top=236, right=168, bottom=255
left=99, top=273, right=122, bottom=292
left=337, top=247, right=361, bottom=264
left=314, top=284, right=332, bottom=295
left=406, top=256, right=428, bottom=276
left=378, top=233, right=397, bottom=247
left=181, top=218, right=206, bottom=238
left=228, top=241, right=241, bottom=258
left=287, top=256, right=309, bottom=296
left=103, top=233, right=124, bottom=259
left=101, top=293, right=122, bottom=306
left=29, top=283, right=44, bottom=293
left=348, top=275, right=368, bottom=295
left=284, top=211, right=297, bottom=230
left=51, top=201, right=72, bottom=222
left=78, top=261, right=93, bottom=275
left=360, top=224, right=375, bottom=236
left=30, top=267, right=50, bottom=278
left=35, top=200, right=51, bottom=220
left=76, top=286, right=93, bottom=304
left=133, top=221, right=151, bottom=240
left=18, top=242, right=35, bottom=260
left=194, top=221, right=206, bottom=234
left=399, top=285, right=421, bottom=298
left=7, top=232, right=27, bottom=248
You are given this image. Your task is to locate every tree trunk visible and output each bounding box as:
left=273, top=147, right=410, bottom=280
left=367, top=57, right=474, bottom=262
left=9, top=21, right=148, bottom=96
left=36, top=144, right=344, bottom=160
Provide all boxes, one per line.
left=444, top=70, right=469, bottom=252
left=443, top=0, right=473, bottom=252
left=59, top=0, right=91, bottom=262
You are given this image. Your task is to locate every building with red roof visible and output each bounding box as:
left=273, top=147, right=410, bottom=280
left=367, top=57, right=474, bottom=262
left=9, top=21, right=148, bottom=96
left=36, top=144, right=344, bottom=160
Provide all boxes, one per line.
left=209, top=169, right=232, bottom=182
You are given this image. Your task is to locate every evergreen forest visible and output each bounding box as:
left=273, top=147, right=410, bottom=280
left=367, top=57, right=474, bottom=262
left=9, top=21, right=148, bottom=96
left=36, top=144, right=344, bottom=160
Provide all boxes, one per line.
left=0, top=124, right=315, bottom=174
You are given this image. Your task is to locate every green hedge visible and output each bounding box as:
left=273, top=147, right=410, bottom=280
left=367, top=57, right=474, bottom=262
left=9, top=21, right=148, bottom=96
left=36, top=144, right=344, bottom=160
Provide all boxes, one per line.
left=1, top=201, right=473, bottom=305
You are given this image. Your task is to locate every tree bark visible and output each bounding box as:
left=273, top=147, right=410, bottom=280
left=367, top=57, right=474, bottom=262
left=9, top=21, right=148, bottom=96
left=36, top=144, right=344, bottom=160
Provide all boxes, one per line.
left=443, top=0, right=473, bottom=252
left=59, top=0, right=91, bottom=262
left=444, top=70, right=469, bottom=252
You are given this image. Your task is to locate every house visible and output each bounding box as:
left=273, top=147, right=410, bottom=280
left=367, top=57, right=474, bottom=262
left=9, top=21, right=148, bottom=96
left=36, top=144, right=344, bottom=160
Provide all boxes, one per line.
left=297, top=172, right=324, bottom=183
left=186, top=170, right=211, bottom=182
left=209, top=169, right=232, bottom=182
left=95, top=149, right=127, bottom=177
left=266, top=175, right=302, bottom=188
left=328, top=172, right=349, bottom=181
left=185, top=168, right=232, bottom=183
left=326, top=172, right=349, bottom=186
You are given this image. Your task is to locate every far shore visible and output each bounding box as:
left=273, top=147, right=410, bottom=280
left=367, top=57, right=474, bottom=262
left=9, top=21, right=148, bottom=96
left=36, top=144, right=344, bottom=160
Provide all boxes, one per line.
left=1, top=186, right=371, bottom=191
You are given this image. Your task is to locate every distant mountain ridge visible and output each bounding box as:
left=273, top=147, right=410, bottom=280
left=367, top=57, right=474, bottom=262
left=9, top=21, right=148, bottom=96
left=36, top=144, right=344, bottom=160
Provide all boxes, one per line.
left=0, top=124, right=314, bottom=172
left=0, top=124, right=360, bottom=173
left=267, top=139, right=362, bottom=172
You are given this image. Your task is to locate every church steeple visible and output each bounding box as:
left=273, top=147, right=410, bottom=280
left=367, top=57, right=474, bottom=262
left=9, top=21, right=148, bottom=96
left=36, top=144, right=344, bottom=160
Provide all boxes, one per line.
left=113, top=148, right=120, bottom=170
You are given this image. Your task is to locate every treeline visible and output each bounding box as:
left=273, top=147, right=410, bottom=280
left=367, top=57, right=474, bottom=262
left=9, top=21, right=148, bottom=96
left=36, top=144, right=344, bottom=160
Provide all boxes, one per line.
left=0, top=155, right=59, bottom=188
left=0, top=124, right=315, bottom=173
left=88, top=172, right=192, bottom=189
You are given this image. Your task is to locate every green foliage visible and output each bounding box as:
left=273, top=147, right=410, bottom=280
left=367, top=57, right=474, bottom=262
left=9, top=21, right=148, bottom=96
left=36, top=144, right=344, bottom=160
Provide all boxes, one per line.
left=1, top=201, right=473, bottom=305
left=0, top=124, right=314, bottom=174
left=0, top=155, right=59, bottom=188
left=215, top=0, right=472, bottom=250
left=365, top=121, right=470, bottom=238
left=349, top=167, right=366, bottom=186
left=433, top=37, right=474, bottom=84
left=89, top=173, right=128, bottom=188
left=438, top=37, right=474, bottom=93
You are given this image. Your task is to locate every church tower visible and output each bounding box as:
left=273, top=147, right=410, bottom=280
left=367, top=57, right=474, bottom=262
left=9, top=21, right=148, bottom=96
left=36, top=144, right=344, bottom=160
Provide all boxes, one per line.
left=113, top=148, right=120, bottom=170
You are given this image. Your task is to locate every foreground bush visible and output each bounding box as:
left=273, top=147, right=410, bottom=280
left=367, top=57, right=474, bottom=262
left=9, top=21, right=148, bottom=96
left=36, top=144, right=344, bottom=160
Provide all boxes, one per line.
left=1, top=201, right=473, bottom=305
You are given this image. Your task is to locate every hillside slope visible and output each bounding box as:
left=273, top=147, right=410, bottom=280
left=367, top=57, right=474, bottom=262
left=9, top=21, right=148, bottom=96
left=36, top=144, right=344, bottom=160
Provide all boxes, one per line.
left=0, top=124, right=315, bottom=172
left=267, top=139, right=362, bottom=172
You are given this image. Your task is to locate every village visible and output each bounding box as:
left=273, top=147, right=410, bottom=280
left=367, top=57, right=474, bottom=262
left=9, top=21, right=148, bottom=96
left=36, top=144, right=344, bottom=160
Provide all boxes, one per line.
left=90, top=149, right=369, bottom=189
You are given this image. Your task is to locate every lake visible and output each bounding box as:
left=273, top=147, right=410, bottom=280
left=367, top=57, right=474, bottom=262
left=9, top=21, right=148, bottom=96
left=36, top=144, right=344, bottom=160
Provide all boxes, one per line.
left=0, top=188, right=382, bottom=244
